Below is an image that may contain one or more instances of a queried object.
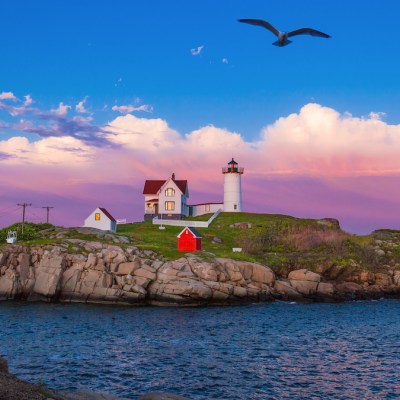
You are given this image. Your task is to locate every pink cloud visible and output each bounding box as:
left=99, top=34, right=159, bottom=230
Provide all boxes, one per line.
left=75, top=97, right=89, bottom=113
left=0, top=91, right=17, bottom=101
left=50, top=102, right=71, bottom=116
left=262, top=103, right=400, bottom=176
left=1, top=103, right=400, bottom=233
left=23, top=95, right=33, bottom=106
left=111, top=104, right=153, bottom=114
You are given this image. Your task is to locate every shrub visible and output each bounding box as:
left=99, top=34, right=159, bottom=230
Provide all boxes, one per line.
left=0, top=222, right=53, bottom=242
left=285, top=227, right=347, bottom=253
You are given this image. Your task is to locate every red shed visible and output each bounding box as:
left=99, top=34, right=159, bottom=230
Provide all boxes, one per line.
left=177, top=227, right=202, bottom=252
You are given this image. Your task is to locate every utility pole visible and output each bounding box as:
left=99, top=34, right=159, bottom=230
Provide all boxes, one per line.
left=17, top=203, right=32, bottom=235
left=42, top=206, right=54, bottom=224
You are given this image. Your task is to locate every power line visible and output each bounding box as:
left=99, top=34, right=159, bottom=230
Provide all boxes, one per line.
left=0, top=206, right=20, bottom=217
left=42, top=206, right=54, bottom=224
left=17, top=203, right=31, bottom=235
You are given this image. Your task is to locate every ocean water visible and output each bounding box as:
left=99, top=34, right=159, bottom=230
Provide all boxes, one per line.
left=0, top=300, right=399, bottom=399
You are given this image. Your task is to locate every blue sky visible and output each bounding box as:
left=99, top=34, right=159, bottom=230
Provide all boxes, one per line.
left=1, top=0, right=400, bottom=233
left=2, top=0, right=400, bottom=136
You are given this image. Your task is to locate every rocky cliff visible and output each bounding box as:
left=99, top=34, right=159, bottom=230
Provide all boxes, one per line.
left=1, top=238, right=400, bottom=305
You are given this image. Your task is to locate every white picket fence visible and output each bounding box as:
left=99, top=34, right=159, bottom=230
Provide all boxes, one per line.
left=152, top=209, right=222, bottom=228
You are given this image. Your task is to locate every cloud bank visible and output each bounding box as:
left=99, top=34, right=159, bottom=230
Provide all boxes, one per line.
left=1, top=101, right=400, bottom=233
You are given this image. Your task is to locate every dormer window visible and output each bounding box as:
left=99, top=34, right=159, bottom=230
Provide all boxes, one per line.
left=165, top=188, right=175, bottom=197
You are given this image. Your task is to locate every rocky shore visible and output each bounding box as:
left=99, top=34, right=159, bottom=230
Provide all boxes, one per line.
left=1, top=237, right=400, bottom=305
left=0, top=356, right=188, bottom=400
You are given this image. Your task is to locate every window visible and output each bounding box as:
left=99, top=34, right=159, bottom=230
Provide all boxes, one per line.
left=95, top=213, right=101, bottom=220
left=165, top=201, right=175, bottom=211
left=165, top=188, right=175, bottom=197
left=205, top=204, right=210, bottom=212
left=234, top=204, right=237, bottom=210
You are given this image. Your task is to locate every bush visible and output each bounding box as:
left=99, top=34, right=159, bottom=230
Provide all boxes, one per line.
left=285, top=226, right=347, bottom=253
left=0, top=222, right=53, bottom=242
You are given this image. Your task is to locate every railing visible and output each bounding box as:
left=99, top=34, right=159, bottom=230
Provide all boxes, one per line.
left=207, top=208, right=222, bottom=225
left=152, top=209, right=222, bottom=228
left=222, top=167, right=244, bottom=174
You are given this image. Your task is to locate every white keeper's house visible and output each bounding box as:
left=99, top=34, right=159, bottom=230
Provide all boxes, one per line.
left=143, top=173, right=189, bottom=221
left=143, top=158, right=244, bottom=221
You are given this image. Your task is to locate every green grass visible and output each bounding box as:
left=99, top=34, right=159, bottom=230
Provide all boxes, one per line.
left=117, top=213, right=342, bottom=262
left=118, top=212, right=400, bottom=274
left=2, top=214, right=400, bottom=276
left=117, top=213, right=283, bottom=260
left=117, top=221, right=184, bottom=258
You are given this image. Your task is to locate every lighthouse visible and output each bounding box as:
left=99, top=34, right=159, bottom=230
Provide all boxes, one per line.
left=222, top=158, right=244, bottom=212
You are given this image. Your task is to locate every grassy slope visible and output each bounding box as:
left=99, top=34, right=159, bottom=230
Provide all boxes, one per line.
left=117, top=213, right=400, bottom=274
left=2, top=214, right=400, bottom=277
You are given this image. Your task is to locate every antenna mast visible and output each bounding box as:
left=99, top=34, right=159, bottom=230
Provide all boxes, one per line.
left=17, top=203, right=32, bottom=235
left=42, top=206, right=54, bottom=224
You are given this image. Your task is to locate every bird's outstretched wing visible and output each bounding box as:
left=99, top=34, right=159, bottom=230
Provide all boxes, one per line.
left=238, top=19, right=280, bottom=37
left=287, top=28, right=330, bottom=38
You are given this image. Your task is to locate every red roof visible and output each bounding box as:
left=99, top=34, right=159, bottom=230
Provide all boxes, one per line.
left=177, top=227, right=202, bottom=238
left=99, top=207, right=116, bottom=222
left=143, top=179, right=188, bottom=195
left=146, top=198, right=159, bottom=203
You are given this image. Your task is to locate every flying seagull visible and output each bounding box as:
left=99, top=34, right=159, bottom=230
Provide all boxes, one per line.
left=238, top=19, right=331, bottom=47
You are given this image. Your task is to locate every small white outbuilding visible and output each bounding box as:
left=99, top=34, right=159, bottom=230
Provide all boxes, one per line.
left=83, top=207, right=117, bottom=232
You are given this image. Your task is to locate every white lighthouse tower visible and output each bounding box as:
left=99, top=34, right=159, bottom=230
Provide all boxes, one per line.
left=222, top=158, right=244, bottom=212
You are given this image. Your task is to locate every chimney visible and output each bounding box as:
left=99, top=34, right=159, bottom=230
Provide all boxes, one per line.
left=172, top=173, right=175, bottom=180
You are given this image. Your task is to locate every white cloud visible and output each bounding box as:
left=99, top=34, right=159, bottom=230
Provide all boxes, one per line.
left=2, top=100, right=400, bottom=179
left=111, top=104, right=153, bottom=114
left=76, top=97, right=89, bottom=113
left=261, top=103, right=400, bottom=175
left=51, top=102, right=71, bottom=116
left=23, top=95, right=33, bottom=106
left=0, top=92, right=17, bottom=101
left=105, top=113, right=180, bottom=151
left=0, top=135, right=95, bottom=166
left=185, top=125, right=245, bottom=150
left=190, top=45, right=204, bottom=56
left=368, top=111, right=386, bottom=121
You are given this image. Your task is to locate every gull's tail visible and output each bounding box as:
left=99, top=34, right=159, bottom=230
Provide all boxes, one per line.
left=272, top=39, right=292, bottom=47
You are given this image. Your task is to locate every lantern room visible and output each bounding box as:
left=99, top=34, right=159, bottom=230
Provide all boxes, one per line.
left=228, top=158, right=237, bottom=172
left=222, top=158, right=244, bottom=174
